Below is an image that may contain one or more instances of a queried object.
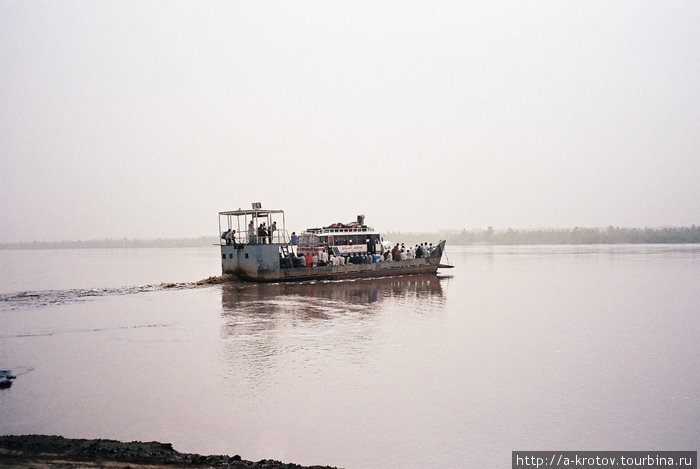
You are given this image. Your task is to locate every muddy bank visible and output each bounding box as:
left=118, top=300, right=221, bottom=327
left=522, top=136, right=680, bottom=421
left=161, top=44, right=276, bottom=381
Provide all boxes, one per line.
left=0, top=435, right=340, bottom=469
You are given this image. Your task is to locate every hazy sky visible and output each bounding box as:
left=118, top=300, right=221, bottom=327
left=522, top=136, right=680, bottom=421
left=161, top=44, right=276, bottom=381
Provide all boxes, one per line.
left=1, top=1, right=698, bottom=242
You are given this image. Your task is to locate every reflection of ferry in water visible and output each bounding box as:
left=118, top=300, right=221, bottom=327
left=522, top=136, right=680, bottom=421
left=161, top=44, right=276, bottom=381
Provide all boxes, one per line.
left=218, top=204, right=449, bottom=282
left=220, top=274, right=445, bottom=310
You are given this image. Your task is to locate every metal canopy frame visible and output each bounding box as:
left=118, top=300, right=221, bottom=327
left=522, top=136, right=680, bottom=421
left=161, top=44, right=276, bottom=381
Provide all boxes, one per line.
left=218, top=209, right=285, bottom=217
left=218, top=207, right=287, bottom=245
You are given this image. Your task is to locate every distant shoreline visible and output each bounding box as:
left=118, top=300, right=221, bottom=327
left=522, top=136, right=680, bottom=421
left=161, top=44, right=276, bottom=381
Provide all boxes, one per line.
left=1, top=226, right=698, bottom=249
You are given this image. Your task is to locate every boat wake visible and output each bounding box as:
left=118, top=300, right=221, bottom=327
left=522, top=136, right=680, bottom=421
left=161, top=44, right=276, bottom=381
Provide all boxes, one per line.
left=0, top=275, right=234, bottom=312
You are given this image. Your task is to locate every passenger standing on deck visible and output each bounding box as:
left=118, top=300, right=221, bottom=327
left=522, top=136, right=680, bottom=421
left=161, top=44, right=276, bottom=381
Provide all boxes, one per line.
left=305, top=252, right=313, bottom=268
left=269, top=221, right=276, bottom=244
left=290, top=231, right=298, bottom=245
left=248, top=221, right=256, bottom=244
left=227, top=229, right=236, bottom=246
left=392, top=244, right=400, bottom=261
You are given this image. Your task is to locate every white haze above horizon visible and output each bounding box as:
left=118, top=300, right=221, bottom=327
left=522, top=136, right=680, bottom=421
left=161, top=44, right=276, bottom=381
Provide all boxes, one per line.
left=1, top=0, right=698, bottom=242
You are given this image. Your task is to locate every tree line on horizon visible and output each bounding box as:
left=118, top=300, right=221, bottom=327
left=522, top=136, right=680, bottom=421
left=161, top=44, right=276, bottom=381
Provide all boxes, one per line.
left=1, top=226, right=698, bottom=249
left=389, top=225, right=700, bottom=246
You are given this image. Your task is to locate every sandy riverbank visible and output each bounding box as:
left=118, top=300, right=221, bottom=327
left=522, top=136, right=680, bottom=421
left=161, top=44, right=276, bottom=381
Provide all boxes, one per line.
left=0, top=435, right=340, bottom=469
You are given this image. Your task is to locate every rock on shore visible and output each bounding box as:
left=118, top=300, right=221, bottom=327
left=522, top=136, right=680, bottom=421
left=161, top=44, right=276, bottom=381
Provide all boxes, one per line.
left=0, top=371, right=16, bottom=389
left=0, top=435, right=340, bottom=469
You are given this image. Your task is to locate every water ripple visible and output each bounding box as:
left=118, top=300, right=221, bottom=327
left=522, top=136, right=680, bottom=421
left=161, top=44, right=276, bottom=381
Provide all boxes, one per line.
left=0, top=280, right=218, bottom=312
left=0, top=322, right=172, bottom=339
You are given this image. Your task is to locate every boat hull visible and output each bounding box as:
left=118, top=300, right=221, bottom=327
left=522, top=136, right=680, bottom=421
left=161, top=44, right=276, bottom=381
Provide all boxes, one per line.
left=221, top=241, right=446, bottom=282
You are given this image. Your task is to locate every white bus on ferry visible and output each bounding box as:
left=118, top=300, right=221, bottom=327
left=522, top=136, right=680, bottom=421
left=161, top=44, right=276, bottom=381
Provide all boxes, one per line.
left=296, top=215, right=384, bottom=257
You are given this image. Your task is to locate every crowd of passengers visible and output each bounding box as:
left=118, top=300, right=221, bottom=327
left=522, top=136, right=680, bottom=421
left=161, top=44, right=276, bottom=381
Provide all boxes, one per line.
left=221, top=220, right=278, bottom=245
left=222, top=225, right=437, bottom=268
left=281, top=242, right=437, bottom=269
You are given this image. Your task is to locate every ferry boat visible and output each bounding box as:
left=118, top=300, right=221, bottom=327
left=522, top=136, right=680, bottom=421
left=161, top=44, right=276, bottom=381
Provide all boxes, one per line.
left=218, top=204, right=448, bottom=282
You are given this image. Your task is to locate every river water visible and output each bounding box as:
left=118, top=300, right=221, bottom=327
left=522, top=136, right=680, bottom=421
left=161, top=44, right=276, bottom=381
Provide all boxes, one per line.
left=0, top=245, right=697, bottom=468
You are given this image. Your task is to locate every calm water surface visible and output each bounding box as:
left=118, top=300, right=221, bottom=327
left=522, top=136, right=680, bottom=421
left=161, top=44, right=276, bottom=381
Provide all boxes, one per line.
left=0, top=245, right=698, bottom=468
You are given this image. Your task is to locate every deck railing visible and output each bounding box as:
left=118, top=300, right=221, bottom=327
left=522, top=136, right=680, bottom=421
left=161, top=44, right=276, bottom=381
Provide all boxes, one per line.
left=220, top=229, right=290, bottom=246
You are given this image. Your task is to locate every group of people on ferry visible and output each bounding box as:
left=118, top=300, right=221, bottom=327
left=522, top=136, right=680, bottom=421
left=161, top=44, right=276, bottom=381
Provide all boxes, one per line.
left=222, top=223, right=437, bottom=269
left=221, top=220, right=279, bottom=246
left=251, top=220, right=277, bottom=244
left=283, top=242, right=436, bottom=269
left=390, top=242, right=436, bottom=261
